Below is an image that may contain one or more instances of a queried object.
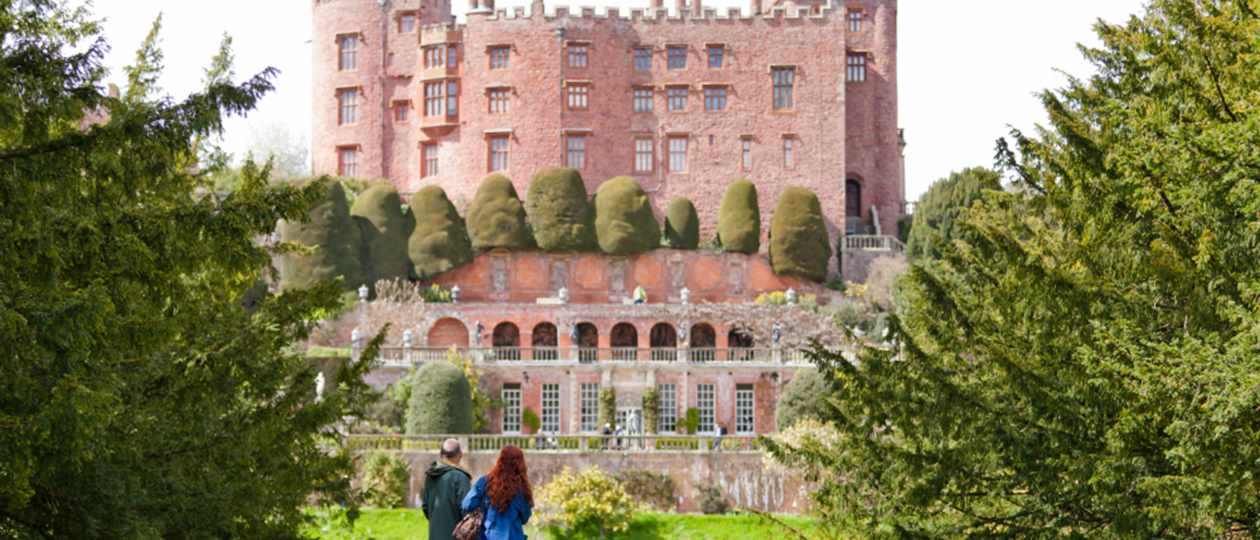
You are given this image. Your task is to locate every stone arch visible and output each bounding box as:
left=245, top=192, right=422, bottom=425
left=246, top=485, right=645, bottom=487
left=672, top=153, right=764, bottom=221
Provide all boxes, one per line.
left=650, top=322, right=677, bottom=361
left=689, top=322, right=716, bottom=362
left=576, top=322, right=598, bottom=363
left=493, top=321, right=521, bottom=360
left=845, top=177, right=864, bottom=234
left=610, top=323, right=639, bottom=361
left=531, top=322, right=558, bottom=361
left=728, top=328, right=755, bottom=361
left=428, top=317, right=469, bottom=348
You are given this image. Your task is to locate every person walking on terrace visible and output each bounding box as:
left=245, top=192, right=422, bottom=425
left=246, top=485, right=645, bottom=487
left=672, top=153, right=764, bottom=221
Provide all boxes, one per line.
left=422, top=439, right=472, bottom=540
left=461, top=445, right=534, bottom=540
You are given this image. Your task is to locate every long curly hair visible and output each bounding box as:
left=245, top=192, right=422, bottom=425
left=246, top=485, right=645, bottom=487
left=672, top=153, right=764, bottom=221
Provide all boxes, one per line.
left=486, top=445, right=533, bottom=512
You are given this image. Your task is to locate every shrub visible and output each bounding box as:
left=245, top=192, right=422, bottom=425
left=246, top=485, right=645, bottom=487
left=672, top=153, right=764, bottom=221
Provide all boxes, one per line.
left=277, top=180, right=365, bottom=291
left=614, top=470, right=676, bottom=511
left=769, top=186, right=831, bottom=282
left=405, top=361, right=473, bottom=434
left=522, top=407, right=541, bottom=434
left=776, top=369, right=838, bottom=430
left=716, top=180, right=761, bottom=253
left=663, top=197, right=700, bottom=249
left=526, top=167, right=596, bottom=251
left=466, top=173, right=533, bottom=250
left=598, top=387, right=616, bottom=429
left=681, top=408, right=701, bottom=434
left=754, top=291, right=817, bottom=306
left=359, top=452, right=411, bottom=509
left=593, top=176, right=660, bottom=254
left=906, top=167, right=1001, bottom=261
left=641, top=388, right=659, bottom=435
left=697, top=484, right=730, bottom=515
left=407, top=186, right=473, bottom=280
left=863, top=255, right=908, bottom=311
left=537, top=467, right=638, bottom=538
left=444, top=350, right=497, bottom=432
left=350, top=183, right=414, bottom=285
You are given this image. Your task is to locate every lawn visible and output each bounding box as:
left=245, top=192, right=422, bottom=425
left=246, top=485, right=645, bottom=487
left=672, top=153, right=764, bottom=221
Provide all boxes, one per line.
left=304, top=508, right=823, bottom=539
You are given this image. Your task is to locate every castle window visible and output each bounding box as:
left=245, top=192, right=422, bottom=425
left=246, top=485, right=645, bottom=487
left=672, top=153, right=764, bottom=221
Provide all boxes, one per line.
left=633, top=87, right=653, bottom=113
left=541, top=383, right=561, bottom=433
left=488, top=88, right=510, bottom=113
left=446, top=80, right=459, bottom=116
left=399, top=13, right=416, bottom=33
left=783, top=136, right=796, bottom=168
left=656, top=384, right=677, bottom=433
left=706, top=45, right=724, bottom=68
left=424, top=82, right=443, bottom=116
left=566, top=83, right=589, bottom=110
left=501, top=383, right=521, bottom=433
left=634, top=138, right=654, bottom=173
left=847, top=53, right=867, bottom=82
left=741, top=137, right=752, bottom=171
left=337, top=146, right=358, bottom=177
left=668, top=136, right=687, bottom=172
left=567, top=43, right=588, bottom=68
left=488, top=135, right=509, bottom=171
left=566, top=135, right=587, bottom=169
left=772, top=66, right=795, bottom=110
left=392, top=100, right=410, bottom=122
left=422, top=143, right=438, bottom=177
left=424, top=45, right=444, bottom=68
left=735, top=384, right=755, bottom=434
left=489, top=46, right=510, bottom=69
left=337, top=88, right=358, bottom=125
left=848, top=9, right=863, bottom=32
left=697, top=383, right=715, bottom=433
left=633, top=47, right=652, bottom=71
left=447, top=44, right=459, bottom=68
left=667, top=86, right=687, bottom=112
left=338, top=35, right=358, bottom=71
left=667, top=45, right=686, bottom=70
left=580, top=383, right=599, bottom=432
left=704, top=86, right=727, bottom=112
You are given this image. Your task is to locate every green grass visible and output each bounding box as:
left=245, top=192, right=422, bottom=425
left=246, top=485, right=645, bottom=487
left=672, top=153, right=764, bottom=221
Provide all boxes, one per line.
left=306, top=346, right=351, bottom=358
left=303, top=508, right=821, bottom=539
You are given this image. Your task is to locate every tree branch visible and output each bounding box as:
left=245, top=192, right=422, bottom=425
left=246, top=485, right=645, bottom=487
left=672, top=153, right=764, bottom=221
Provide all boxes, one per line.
left=1203, top=53, right=1238, bottom=122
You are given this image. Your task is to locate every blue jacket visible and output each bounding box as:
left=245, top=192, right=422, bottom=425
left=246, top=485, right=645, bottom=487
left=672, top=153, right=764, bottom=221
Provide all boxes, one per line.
left=460, top=476, right=532, bottom=540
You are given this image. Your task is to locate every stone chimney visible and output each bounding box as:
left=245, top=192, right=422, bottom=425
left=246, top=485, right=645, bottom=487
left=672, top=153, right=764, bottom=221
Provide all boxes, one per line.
left=691, top=0, right=703, bottom=16
left=651, top=0, right=664, bottom=11
left=750, top=0, right=762, bottom=15
left=675, top=0, right=686, bottom=16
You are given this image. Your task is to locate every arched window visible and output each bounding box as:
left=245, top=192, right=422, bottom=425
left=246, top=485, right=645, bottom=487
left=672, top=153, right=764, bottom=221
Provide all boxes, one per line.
left=689, top=323, right=716, bottom=362
left=611, top=323, right=639, bottom=361
left=846, top=178, right=863, bottom=234
left=727, top=329, right=756, bottom=361
left=576, top=322, right=598, bottom=363
left=650, top=323, right=678, bottom=361
left=493, top=322, right=520, bottom=361
left=531, top=322, right=558, bottom=361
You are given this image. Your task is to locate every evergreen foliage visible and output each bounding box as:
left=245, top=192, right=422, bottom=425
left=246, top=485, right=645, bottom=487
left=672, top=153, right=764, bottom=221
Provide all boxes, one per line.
left=716, top=180, right=761, bottom=253
left=663, top=197, right=700, bottom=249
left=598, top=387, right=616, bottom=429
left=767, top=1, right=1260, bottom=536
left=466, top=173, right=533, bottom=250
left=593, top=176, right=660, bottom=254
left=407, top=186, right=473, bottom=280
left=526, top=167, right=596, bottom=251
left=537, top=467, right=638, bottom=538
left=278, top=180, right=366, bottom=291
left=641, top=387, right=660, bottom=435
left=769, top=187, right=831, bottom=282
left=905, top=167, right=1002, bottom=261
left=351, top=183, right=413, bottom=285
left=774, top=369, right=836, bottom=430
left=0, top=3, right=379, bottom=535
left=405, top=361, right=473, bottom=434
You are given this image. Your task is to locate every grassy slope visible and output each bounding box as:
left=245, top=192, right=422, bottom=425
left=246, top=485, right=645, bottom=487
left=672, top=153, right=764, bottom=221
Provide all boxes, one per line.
left=304, top=509, right=822, bottom=539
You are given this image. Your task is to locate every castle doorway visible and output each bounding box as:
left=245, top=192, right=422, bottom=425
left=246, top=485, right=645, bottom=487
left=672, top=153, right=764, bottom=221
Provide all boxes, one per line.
left=728, top=329, right=755, bottom=361
left=610, top=323, right=638, bottom=361
left=531, top=322, right=558, bottom=361
left=493, top=322, right=520, bottom=361
left=576, top=322, right=598, bottom=363
left=689, top=323, right=716, bottom=362
left=650, top=323, right=677, bottom=361
left=846, top=179, right=863, bottom=234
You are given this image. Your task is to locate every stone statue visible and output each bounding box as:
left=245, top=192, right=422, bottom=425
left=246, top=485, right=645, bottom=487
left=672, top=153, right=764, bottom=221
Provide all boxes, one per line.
left=785, top=288, right=798, bottom=305
left=314, top=372, right=326, bottom=402
left=558, top=286, right=569, bottom=304
left=473, top=320, right=484, bottom=346
left=450, top=284, right=461, bottom=303
left=357, top=284, right=370, bottom=302
left=679, top=287, right=690, bottom=305
left=772, top=322, right=782, bottom=346
left=568, top=321, right=578, bottom=341
left=678, top=321, right=689, bottom=345
left=402, top=329, right=414, bottom=348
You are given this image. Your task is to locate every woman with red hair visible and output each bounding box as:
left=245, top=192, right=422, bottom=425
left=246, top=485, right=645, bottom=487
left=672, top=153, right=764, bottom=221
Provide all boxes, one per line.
left=460, top=445, right=534, bottom=540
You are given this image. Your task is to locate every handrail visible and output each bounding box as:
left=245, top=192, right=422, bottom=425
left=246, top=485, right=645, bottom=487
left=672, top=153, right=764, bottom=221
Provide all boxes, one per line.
left=842, top=234, right=905, bottom=252
left=372, top=346, right=810, bottom=367
left=345, top=433, right=762, bottom=453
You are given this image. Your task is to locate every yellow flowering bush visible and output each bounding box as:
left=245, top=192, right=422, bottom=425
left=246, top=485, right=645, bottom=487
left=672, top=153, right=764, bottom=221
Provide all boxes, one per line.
left=536, top=467, right=639, bottom=538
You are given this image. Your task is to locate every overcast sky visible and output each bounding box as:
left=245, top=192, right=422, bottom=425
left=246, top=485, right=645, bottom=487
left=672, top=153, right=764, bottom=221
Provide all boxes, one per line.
left=91, top=0, right=1145, bottom=203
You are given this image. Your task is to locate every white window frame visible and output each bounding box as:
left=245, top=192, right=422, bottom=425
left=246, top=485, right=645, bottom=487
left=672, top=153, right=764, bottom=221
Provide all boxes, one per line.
left=580, top=383, right=599, bottom=432
left=741, top=138, right=752, bottom=171
left=735, top=384, right=755, bottom=434
left=424, top=82, right=443, bottom=116
left=667, top=45, right=686, bottom=70
left=697, top=383, right=715, bottom=434
left=488, top=136, right=509, bottom=172
left=633, top=47, right=652, bottom=71
left=489, top=46, right=510, bottom=69
left=567, top=83, right=589, bottom=110
left=541, top=383, right=561, bottom=433
left=338, top=35, right=358, bottom=71
left=634, top=138, right=654, bottom=174
left=399, top=13, right=417, bottom=33
left=633, top=88, right=654, bottom=113
left=658, top=384, right=677, bottom=433
left=566, top=135, right=587, bottom=169
left=338, top=88, right=358, bottom=125
left=337, top=147, right=358, bottom=177
left=489, top=88, right=510, bottom=113
left=772, top=66, right=795, bottom=110
left=668, top=136, right=687, bottom=173
left=422, top=143, right=438, bottom=178
left=667, top=86, right=687, bottom=112
left=704, top=86, right=727, bottom=112
left=847, top=53, right=867, bottom=82
left=783, top=137, right=795, bottom=168
left=501, top=384, right=522, bottom=433
left=706, top=45, right=724, bottom=68
left=848, top=9, right=863, bottom=33
left=568, top=43, right=589, bottom=68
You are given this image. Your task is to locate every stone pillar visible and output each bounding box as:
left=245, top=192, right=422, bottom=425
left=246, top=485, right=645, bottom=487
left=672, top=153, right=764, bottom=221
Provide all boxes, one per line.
left=568, top=370, right=579, bottom=433
left=674, top=0, right=686, bottom=16
left=749, top=0, right=762, bottom=15
left=691, top=0, right=702, bottom=17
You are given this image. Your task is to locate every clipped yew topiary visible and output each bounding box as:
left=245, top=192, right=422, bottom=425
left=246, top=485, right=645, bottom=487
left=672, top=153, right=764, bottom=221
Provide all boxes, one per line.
left=716, top=180, right=761, bottom=253
left=405, top=361, right=474, bottom=435
left=350, top=183, right=414, bottom=284
left=526, top=167, right=596, bottom=251
left=466, top=173, right=533, bottom=250
left=407, top=186, right=473, bottom=280
left=593, top=176, right=659, bottom=255
left=770, top=186, right=832, bottom=282
left=663, top=197, right=699, bottom=249
left=277, top=180, right=365, bottom=291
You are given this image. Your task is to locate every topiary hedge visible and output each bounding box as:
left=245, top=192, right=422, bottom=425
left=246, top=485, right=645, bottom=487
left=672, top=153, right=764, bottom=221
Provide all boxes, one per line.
left=350, top=183, right=414, bottom=285
left=716, top=179, right=761, bottom=253
left=407, top=186, right=473, bottom=280
left=466, top=173, right=533, bottom=250
left=277, top=180, right=365, bottom=291
left=770, top=186, right=831, bottom=282
left=663, top=197, right=699, bottom=249
left=593, top=176, right=660, bottom=255
left=405, top=361, right=473, bottom=435
left=526, top=167, right=596, bottom=251
left=775, top=369, right=838, bottom=430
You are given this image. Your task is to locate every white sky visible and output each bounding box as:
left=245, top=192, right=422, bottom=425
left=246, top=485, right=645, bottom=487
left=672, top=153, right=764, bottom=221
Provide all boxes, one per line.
left=91, top=0, right=1145, bottom=203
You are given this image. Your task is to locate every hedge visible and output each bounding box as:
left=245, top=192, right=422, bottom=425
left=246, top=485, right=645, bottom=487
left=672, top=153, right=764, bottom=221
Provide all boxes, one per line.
left=277, top=180, right=365, bottom=291
left=663, top=197, right=699, bottom=249
left=769, top=186, right=831, bottom=282
left=716, top=180, right=761, bottom=253
left=350, top=183, right=414, bottom=285
left=526, top=167, right=596, bottom=251
left=407, top=186, right=473, bottom=280
left=405, top=362, right=474, bottom=435
left=466, top=173, right=533, bottom=250
left=594, top=176, right=660, bottom=255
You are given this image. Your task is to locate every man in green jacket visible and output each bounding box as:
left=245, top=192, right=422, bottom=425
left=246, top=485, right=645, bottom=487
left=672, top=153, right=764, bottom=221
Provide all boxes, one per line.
left=421, top=439, right=471, bottom=540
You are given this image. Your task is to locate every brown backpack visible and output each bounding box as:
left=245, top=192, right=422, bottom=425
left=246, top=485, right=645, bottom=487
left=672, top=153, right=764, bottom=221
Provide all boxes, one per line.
left=452, top=506, right=484, bottom=540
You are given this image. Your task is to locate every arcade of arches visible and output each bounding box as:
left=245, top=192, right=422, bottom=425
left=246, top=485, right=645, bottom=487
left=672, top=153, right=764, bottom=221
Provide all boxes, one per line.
left=426, top=317, right=756, bottom=355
